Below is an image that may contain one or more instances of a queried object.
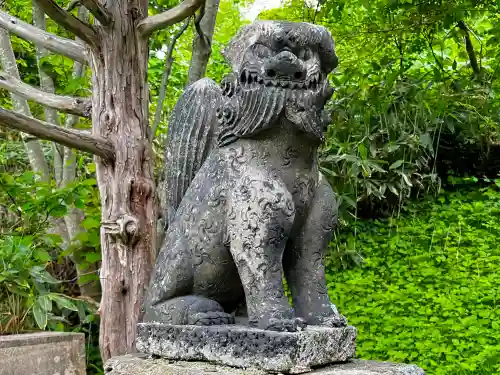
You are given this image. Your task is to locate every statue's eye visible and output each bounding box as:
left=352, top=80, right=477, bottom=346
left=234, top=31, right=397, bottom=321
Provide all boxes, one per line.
left=252, top=44, right=271, bottom=59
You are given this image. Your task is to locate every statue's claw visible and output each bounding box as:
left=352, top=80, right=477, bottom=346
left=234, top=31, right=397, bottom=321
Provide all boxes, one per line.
left=189, top=311, right=235, bottom=326
left=320, top=314, right=348, bottom=328
left=264, top=317, right=307, bottom=332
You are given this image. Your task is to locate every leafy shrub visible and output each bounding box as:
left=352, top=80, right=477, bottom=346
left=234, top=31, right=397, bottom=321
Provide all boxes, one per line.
left=0, top=235, right=87, bottom=332
left=326, top=180, right=500, bottom=374
left=260, top=0, right=500, bottom=222
left=0, top=171, right=100, bottom=334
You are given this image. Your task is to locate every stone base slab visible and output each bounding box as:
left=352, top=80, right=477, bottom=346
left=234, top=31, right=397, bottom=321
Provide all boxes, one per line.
left=136, top=323, right=356, bottom=373
left=0, top=331, right=85, bottom=375
left=105, top=355, right=426, bottom=375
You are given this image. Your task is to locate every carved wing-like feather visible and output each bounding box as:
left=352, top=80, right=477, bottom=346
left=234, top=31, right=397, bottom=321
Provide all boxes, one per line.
left=163, top=78, right=223, bottom=226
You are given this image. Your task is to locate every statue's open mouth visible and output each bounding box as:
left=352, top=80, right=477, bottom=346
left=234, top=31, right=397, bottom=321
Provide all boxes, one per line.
left=238, top=69, right=322, bottom=91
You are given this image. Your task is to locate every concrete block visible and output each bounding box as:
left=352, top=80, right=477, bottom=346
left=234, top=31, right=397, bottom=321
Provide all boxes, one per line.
left=105, top=354, right=426, bottom=375
left=0, top=331, right=86, bottom=375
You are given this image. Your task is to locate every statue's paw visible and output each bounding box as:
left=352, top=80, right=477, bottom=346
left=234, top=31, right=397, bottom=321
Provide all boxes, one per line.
left=188, top=311, right=235, bottom=326
left=320, top=314, right=348, bottom=328
left=264, top=317, right=306, bottom=332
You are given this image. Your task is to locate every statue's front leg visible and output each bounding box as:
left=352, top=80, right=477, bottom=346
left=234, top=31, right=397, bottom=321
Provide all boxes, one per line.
left=284, top=178, right=347, bottom=327
left=229, top=174, right=303, bottom=332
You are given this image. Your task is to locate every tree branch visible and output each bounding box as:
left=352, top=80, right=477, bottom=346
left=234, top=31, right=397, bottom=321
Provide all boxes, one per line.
left=65, top=0, right=80, bottom=12
left=0, top=71, right=91, bottom=117
left=34, top=0, right=97, bottom=47
left=187, top=0, right=219, bottom=85
left=0, top=108, right=114, bottom=160
left=0, top=10, right=86, bottom=62
left=137, top=0, right=204, bottom=38
left=151, top=17, right=191, bottom=140
left=81, top=0, right=112, bottom=26
left=457, top=21, right=481, bottom=76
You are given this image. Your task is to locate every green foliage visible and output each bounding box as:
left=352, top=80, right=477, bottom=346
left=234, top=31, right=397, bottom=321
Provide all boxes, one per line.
left=327, top=180, right=500, bottom=374
left=260, top=0, right=500, bottom=220
left=0, top=171, right=100, bottom=332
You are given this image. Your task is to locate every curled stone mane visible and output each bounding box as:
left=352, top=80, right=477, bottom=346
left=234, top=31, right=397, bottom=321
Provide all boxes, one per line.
left=217, top=83, right=287, bottom=146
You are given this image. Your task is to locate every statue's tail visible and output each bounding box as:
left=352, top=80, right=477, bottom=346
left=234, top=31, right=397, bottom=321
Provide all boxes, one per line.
left=161, top=78, right=223, bottom=228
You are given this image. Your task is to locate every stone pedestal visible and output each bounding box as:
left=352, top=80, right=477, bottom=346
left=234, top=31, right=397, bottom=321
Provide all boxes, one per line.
left=105, top=355, right=426, bottom=375
left=137, top=323, right=356, bottom=373
left=0, top=331, right=86, bottom=375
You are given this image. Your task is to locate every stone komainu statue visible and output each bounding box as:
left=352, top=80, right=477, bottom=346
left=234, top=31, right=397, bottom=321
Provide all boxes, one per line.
left=143, top=21, right=347, bottom=332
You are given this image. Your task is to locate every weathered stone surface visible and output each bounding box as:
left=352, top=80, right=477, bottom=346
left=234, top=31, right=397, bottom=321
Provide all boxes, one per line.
left=146, top=20, right=347, bottom=336
left=105, top=355, right=426, bottom=375
left=136, top=323, right=356, bottom=373
left=0, top=331, right=86, bottom=375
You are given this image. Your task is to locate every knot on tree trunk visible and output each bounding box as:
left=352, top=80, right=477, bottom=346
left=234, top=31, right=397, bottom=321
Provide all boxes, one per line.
left=102, top=214, right=139, bottom=245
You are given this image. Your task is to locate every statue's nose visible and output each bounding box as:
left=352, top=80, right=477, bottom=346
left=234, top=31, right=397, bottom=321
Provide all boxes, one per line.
left=264, top=51, right=306, bottom=81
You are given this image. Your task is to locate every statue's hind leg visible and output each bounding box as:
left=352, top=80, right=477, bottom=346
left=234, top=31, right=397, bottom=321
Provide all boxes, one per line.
left=142, top=234, right=234, bottom=325
left=143, top=296, right=235, bottom=325
left=284, top=177, right=347, bottom=327
left=228, top=174, right=304, bottom=332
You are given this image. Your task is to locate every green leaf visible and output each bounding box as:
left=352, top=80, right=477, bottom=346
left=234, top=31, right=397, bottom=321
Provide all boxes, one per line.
left=84, top=251, right=101, bottom=263
left=38, top=295, right=52, bottom=312
left=30, top=268, right=60, bottom=284
left=86, top=163, right=96, bottom=173
left=358, top=144, right=368, bottom=160
left=33, top=301, right=48, bottom=329
left=51, top=204, right=68, bottom=218
left=420, top=133, right=432, bottom=149
left=49, top=294, right=79, bottom=312
left=390, top=160, right=404, bottom=170
left=33, top=249, right=52, bottom=262
left=81, top=217, right=100, bottom=230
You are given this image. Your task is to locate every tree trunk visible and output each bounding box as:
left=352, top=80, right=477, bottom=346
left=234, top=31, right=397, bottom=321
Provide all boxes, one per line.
left=186, top=0, right=219, bottom=85
left=90, top=0, right=156, bottom=361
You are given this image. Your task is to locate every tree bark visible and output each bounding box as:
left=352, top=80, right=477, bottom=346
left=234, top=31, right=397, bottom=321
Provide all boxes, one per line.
left=90, top=0, right=156, bottom=360
left=0, top=29, right=50, bottom=181
left=187, top=0, right=219, bottom=85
